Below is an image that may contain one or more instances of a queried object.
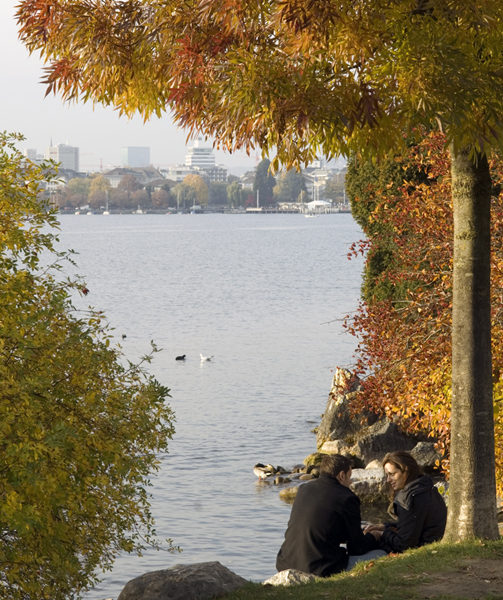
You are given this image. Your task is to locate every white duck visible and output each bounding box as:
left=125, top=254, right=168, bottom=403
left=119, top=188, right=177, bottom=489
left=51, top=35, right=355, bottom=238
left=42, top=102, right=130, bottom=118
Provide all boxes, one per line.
left=200, top=353, right=214, bottom=361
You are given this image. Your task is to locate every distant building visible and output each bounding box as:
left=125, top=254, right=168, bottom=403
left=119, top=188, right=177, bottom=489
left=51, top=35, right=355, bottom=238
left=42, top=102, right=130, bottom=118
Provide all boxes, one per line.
left=240, top=171, right=255, bottom=191
left=23, top=149, right=45, bottom=166
left=161, top=165, right=199, bottom=182
left=45, top=143, right=80, bottom=172
left=103, top=166, right=163, bottom=188
left=185, top=138, right=215, bottom=169
left=121, top=147, right=151, bottom=168
left=161, top=163, right=228, bottom=183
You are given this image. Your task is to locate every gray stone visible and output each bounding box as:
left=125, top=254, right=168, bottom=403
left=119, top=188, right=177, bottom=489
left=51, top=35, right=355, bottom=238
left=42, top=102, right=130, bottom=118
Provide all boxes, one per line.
left=263, top=570, right=317, bottom=586
left=351, top=421, right=416, bottom=464
left=117, top=561, right=247, bottom=600
left=320, top=439, right=352, bottom=455
left=274, top=476, right=291, bottom=485
left=410, top=441, right=442, bottom=471
left=350, top=468, right=389, bottom=503
left=316, top=368, right=379, bottom=448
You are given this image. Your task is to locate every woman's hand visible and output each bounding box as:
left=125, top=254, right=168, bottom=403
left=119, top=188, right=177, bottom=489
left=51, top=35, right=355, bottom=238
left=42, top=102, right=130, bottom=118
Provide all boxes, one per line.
left=363, top=523, right=385, bottom=535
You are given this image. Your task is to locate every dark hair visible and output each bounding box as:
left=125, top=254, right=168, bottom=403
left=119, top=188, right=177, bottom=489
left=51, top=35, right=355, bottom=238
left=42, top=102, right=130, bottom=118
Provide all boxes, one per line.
left=320, top=454, right=352, bottom=478
left=382, top=451, right=421, bottom=486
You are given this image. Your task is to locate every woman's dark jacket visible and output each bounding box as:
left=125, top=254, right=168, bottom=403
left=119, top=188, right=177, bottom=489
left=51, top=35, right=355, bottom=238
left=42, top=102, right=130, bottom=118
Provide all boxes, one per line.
left=380, top=474, right=447, bottom=553
left=276, top=474, right=379, bottom=576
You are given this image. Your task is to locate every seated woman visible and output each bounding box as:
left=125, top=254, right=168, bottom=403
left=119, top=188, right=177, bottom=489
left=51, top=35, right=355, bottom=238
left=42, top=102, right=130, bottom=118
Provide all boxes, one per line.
left=364, top=451, right=447, bottom=553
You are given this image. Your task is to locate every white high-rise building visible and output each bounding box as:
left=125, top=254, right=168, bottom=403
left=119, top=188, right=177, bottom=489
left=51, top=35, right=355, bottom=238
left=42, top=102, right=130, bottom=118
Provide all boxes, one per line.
left=45, top=143, right=80, bottom=171
left=121, top=147, right=150, bottom=168
left=185, top=139, right=215, bottom=169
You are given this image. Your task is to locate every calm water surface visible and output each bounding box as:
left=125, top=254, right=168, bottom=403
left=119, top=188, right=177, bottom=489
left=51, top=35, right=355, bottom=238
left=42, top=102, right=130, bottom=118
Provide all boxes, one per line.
left=55, top=213, right=364, bottom=599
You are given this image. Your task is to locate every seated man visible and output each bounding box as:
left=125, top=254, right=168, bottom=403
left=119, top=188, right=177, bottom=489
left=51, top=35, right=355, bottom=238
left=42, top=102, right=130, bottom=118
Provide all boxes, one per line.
left=276, top=454, right=385, bottom=576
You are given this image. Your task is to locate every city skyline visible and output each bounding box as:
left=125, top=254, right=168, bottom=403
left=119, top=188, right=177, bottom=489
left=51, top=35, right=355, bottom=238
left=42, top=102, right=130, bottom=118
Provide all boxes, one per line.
left=2, top=1, right=346, bottom=174
left=2, top=1, right=260, bottom=173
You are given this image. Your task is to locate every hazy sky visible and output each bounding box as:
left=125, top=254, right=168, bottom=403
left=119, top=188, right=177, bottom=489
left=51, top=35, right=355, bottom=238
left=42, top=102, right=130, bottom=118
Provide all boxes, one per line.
left=2, top=1, right=262, bottom=172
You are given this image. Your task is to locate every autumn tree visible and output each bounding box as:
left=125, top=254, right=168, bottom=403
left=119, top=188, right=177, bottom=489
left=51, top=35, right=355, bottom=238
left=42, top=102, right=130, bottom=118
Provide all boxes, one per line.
left=184, top=173, right=209, bottom=205
left=0, top=133, right=176, bottom=600
left=17, top=0, right=503, bottom=541
left=88, top=173, right=111, bottom=208
left=345, top=130, right=503, bottom=499
left=67, top=176, right=91, bottom=198
left=118, top=173, right=142, bottom=198
left=151, top=188, right=171, bottom=208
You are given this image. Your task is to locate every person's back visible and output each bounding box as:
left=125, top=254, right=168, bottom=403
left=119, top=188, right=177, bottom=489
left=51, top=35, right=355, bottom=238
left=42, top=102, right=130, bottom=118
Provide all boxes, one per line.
left=276, top=455, right=380, bottom=576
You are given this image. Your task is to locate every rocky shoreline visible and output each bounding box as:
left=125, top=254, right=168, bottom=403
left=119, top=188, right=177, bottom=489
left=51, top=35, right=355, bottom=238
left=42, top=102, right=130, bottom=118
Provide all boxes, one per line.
left=254, top=367, right=447, bottom=506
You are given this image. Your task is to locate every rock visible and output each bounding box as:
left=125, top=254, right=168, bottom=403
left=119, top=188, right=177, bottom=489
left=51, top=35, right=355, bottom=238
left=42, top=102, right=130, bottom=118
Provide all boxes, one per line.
left=350, top=468, right=389, bottom=504
left=310, top=467, right=320, bottom=478
left=410, top=442, right=442, bottom=471
left=365, top=459, right=382, bottom=469
left=279, top=486, right=300, bottom=503
left=316, top=368, right=379, bottom=448
left=274, top=476, right=290, bottom=485
left=351, top=421, right=417, bottom=464
left=299, top=473, right=314, bottom=481
left=275, top=465, right=288, bottom=474
left=320, top=439, right=352, bottom=455
left=117, top=562, right=247, bottom=600
left=304, top=452, right=326, bottom=467
left=263, top=570, right=317, bottom=586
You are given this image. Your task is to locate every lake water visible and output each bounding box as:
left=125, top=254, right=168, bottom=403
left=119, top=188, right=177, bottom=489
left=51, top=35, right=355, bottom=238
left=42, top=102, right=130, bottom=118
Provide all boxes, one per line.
left=55, top=213, right=364, bottom=599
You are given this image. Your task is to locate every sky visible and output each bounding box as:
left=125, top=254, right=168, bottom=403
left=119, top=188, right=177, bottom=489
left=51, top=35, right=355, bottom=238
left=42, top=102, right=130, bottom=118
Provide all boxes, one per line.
left=2, top=2, right=346, bottom=175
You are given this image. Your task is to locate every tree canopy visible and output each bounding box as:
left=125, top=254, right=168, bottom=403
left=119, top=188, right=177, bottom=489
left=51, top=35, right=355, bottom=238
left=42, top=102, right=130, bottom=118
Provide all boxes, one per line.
left=16, top=1, right=503, bottom=166
left=0, top=133, right=176, bottom=600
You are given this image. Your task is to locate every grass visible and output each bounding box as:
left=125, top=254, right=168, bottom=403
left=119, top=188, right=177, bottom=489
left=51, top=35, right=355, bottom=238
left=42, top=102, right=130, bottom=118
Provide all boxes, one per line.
left=225, top=539, right=503, bottom=600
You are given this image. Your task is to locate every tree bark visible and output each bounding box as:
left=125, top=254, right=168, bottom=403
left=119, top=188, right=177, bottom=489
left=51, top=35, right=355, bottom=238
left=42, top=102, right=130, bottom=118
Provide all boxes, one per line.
left=444, top=147, right=499, bottom=541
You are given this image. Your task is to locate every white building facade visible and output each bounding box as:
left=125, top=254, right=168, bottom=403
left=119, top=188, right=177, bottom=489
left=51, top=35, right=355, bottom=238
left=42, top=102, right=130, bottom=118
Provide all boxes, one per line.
left=185, top=139, right=215, bottom=168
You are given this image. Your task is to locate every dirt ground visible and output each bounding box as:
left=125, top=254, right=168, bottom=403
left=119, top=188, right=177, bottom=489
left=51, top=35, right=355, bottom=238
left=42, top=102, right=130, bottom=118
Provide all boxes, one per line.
left=415, top=558, right=503, bottom=599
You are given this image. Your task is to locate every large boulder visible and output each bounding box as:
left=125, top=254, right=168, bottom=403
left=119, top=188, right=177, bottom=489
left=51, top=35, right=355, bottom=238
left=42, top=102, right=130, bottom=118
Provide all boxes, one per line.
left=319, top=439, right=352, bottom=455
left=117, top=562, right=248, bottom=600
left=350, top=468, right=388, bottom=503
left=316, top=368, right=379, bottom=449
left=410, top=441, right=442, bottom=471
left=351, top=421, right=417, bottom=464
left=264, top=570, right=317, bottom=586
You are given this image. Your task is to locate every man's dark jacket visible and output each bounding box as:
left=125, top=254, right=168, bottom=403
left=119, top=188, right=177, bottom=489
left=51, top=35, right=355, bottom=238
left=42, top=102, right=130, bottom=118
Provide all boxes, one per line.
left=380, top=474, right=447, bottom=553
left=276, top=474, right=378, bottom=576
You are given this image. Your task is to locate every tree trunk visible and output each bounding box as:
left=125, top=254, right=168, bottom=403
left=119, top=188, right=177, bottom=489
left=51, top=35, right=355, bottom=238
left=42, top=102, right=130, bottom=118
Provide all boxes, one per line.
left=444, top=147, right=499, bottom=541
